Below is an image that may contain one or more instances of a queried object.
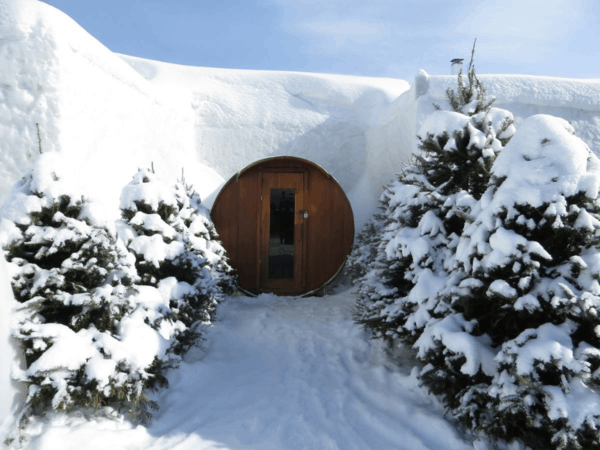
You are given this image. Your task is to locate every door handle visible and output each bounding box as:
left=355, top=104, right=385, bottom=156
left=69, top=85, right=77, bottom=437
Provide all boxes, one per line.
left=299, top=210, right=308, bottom=218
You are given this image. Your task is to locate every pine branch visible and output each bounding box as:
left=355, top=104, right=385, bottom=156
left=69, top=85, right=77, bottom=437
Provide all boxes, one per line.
left=36, top=123, right=43, bottom=154
left=468, top=38, right=477, bottom=74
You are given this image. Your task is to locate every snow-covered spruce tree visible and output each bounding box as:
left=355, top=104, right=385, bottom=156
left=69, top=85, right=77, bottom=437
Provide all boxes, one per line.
left=0, top=153, right=161, bottom=423
left=119, top=168, right=236, bottom=357
left=346, top=216, right=385, bottom=281
left=417, top=115, right=600, bottom=449
left=351, top=62, right=515, bottom=347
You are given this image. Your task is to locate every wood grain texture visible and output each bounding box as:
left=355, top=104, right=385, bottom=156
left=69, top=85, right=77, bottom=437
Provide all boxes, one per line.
left=237, top=171, right=259, bottom=290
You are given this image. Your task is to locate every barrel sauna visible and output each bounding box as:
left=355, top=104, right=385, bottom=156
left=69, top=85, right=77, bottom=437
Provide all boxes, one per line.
left=211, top=156, right=355, bottom=296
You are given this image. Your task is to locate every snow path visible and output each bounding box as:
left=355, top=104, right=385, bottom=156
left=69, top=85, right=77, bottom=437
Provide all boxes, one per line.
left=24, top=287, right=479, bottom=450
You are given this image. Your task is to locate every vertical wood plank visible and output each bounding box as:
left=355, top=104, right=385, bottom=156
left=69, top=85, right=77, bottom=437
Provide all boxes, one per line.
left=237, top=171, right=259, bottom=290
left=256, top=170, right=263, bottom=289
left=260, top=173, right=270, bottom=289
left=211, top=176, right=239, bottom=278
left=293, top=172, right=304, bottom=293
left=302, top=171, right=309, bottom=289
left=306, top=169, right=329, bottom=290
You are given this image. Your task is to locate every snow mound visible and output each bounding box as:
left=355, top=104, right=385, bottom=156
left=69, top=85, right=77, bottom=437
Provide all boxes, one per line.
left=491, top=114, right=600, bottom=207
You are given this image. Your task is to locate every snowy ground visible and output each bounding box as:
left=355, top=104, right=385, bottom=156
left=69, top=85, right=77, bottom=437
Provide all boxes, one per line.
left=14, top=284, right=490, bottom=450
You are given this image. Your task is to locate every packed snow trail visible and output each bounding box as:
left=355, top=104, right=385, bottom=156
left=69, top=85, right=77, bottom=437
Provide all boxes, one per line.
left=23, top=287, right=481, bottom=450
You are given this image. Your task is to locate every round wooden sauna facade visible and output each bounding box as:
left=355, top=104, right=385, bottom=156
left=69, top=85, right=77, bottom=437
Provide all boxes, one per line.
left=211, top=156, right=355, bottom=296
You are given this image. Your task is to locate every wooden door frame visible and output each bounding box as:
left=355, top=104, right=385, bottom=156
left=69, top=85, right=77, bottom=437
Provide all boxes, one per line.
left=258, top=170, right=307, bottom=294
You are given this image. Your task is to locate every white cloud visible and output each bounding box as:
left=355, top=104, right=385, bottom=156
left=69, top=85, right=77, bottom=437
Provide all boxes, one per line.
left=454, top=0, right=583, bottom=41
left=268, top=0, right=596, bottom=78
left=297, top=19, right=390, bottom=46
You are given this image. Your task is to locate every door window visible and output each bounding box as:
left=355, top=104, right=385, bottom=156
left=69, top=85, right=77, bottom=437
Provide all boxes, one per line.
left=260, top=172, right=304, bottom=293
left=269, top=189, right=295, bottom=279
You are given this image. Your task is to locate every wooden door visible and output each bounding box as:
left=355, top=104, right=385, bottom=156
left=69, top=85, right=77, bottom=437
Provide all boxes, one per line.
left=260, top=172, right=305, bottom=294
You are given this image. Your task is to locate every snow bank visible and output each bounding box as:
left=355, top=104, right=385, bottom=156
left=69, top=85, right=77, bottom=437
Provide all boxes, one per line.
left=0, top=0, right=224, bottom=221
left=118, top=54, right=409, bottom=228
left=427, top=74, right=600, bottom=112
left=359, top=84, right=418, bottom=227
left=3, top=0, right=600, bottom=232
left=0, top=0, right=61, bottom=205
left=415, top=71, right=600, bottom=157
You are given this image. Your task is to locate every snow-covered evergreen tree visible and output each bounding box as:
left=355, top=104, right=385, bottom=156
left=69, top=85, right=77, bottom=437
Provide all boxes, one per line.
left=0, top=153, right=162, bottom=424
left=351, top=62, right=515, bottom=347
left=418, top=115, right=600, bottom=449
left=346, top=216, right=385, bottom=282
left=119, top=168, right=236, bottom=356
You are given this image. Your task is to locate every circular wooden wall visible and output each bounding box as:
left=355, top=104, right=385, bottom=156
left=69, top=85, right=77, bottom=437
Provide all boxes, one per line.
left=211, top=156, right=355, bottom=296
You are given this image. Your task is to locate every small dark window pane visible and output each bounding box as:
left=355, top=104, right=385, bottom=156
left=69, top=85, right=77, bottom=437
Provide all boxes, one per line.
left=269, top=189, right=294, bottom=279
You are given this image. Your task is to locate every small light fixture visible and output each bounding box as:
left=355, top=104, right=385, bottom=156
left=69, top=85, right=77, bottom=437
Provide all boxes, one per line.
left=451, top=58, right=464, bottom=75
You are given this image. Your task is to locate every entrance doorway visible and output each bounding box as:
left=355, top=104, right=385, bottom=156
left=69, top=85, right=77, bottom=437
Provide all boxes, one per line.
left=260, top=173, right=305, bottom=292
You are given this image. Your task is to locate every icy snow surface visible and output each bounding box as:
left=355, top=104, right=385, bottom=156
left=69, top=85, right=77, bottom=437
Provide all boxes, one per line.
left=18, top=288, right=484, bottom=450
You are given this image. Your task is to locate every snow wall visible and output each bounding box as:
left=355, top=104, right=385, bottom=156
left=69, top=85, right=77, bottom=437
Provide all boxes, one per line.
left=410, top=70, right=600, bottom=157
left=0, top=0, right=211, bottom=223
left=117, top=54, right=412, bottom=230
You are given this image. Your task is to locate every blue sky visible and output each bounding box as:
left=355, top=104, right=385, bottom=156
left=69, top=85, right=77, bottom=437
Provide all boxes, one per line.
left=47, top=0, right=599, bottom=81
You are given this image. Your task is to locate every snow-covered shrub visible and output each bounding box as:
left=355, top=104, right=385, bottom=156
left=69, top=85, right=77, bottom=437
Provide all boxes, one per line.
left=119, top=168, right=236, bottom=356
left=419, top=115, right=600, bottom=449
left=346, top=217, right=385, bottom=282
left=351, top=63, right=515, bottom=346
left=0, top=153, right=162, bottom=423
